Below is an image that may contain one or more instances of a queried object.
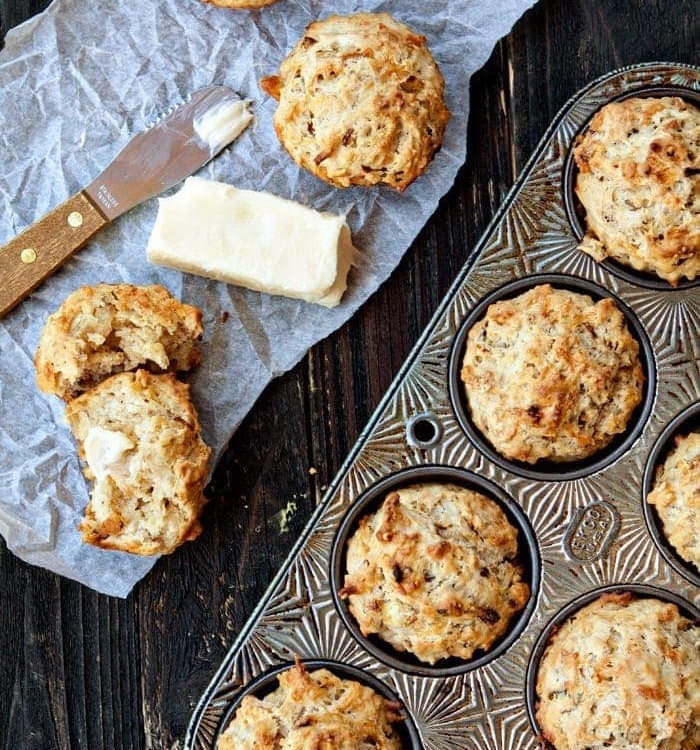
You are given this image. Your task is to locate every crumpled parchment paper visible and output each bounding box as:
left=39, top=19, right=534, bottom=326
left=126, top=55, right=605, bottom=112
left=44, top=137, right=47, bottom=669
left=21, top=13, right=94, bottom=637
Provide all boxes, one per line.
left=0, top=0, right=536, bottom=597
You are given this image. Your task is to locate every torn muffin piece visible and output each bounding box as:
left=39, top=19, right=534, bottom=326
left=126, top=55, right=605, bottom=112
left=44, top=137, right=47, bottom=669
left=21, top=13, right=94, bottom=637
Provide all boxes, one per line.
left=65, top=369, right=210, bottom=555
left=35, top=283, right=202, bottom=401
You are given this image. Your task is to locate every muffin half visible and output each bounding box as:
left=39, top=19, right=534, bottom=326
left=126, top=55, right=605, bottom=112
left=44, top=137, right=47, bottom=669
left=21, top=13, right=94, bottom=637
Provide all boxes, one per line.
left=65, top=370, right=211, bottom=555
left=35, top=283, right=202, bottom=401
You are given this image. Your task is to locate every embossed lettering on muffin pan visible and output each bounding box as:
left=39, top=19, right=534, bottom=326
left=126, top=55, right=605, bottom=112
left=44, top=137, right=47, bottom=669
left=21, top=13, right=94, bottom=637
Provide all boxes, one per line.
left=187, top=63, right=699, bottom=750
left=643, top=401, right=700, bottom=587
left=211, top=659, right=422, bottom=750
left=330, top=465, right=540, bottom=677
left=524, top=583, right=700, bottom=749
left=562, top=84, right=700, bottom=291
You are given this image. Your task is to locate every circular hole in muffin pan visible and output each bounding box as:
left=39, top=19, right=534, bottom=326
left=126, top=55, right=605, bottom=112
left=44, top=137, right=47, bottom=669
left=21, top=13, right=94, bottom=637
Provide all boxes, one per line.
left=448, top=273, right=656, bottom=482
left=330, top=465, right=541, bottom=677
left=213, top=658, right=423, bottom=750
left=406, top=412, right=443, bottom=449
left=562, top=84, right=700, bottom=291
left=525, top=584, right=700, bottom=748
left=643, top=401, right=700, bottom=587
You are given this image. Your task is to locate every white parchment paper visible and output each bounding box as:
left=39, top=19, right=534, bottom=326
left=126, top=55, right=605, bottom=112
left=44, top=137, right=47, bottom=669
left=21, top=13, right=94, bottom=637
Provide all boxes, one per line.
left=0, top=0, right=536, bottom=597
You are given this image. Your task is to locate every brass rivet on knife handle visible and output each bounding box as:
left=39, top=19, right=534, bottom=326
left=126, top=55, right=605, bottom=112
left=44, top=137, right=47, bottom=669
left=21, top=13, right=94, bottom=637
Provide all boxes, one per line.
left=0, top=191, right=108, bottom=320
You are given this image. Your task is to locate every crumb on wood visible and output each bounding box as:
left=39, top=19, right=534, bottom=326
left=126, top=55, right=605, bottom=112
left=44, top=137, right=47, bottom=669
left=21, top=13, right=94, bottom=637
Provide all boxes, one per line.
left=274, top=499, right=298, bottom=534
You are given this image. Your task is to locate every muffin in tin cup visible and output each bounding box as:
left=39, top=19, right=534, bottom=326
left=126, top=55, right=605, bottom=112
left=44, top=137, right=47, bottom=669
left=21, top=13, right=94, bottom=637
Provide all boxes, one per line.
left=215, top=658, right=421, bottom=750
left=643, top=401, right=700, bottom=586
left=526, top=584, right=700, bottom=750
left=331, top=466, right=540, bottom=676
left=563, top=85, right=700, bottom=290
left=449, top=273, right=656, bottom=481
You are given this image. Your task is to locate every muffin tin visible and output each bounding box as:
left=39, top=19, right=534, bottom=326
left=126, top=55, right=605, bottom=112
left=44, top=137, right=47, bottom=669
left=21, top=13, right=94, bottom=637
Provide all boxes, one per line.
left=186, top=62, right=699, bottom=750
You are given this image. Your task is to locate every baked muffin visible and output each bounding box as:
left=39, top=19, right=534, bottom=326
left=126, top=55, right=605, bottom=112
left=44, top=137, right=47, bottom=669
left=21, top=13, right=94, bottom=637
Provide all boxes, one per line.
left=35, top=283, right=202, bottom=401
left=574, top=96, right=700, bottom=285
left=218, top=662, right=404, bottom=750
left=648, top=431, right=700, bottom=570
left=260, top=12, right=450, bottom=191
left=536, top=593, right=699, bottom=750
left=65, top=370, right=211, bottom=555
left=460, top=284, right=644, bottom=464
left=340, top=483, right=530, bottom=665
left=202, top=0, right=279, bottom=8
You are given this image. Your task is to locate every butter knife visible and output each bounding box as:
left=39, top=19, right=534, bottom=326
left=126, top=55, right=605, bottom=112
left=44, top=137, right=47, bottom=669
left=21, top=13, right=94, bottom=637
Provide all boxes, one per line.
left=0, top=85, right=251, bottom=319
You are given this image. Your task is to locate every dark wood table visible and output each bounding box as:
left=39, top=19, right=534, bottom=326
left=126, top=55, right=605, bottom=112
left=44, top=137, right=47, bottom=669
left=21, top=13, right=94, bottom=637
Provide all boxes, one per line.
left=1, top=1, right=697, bottom=748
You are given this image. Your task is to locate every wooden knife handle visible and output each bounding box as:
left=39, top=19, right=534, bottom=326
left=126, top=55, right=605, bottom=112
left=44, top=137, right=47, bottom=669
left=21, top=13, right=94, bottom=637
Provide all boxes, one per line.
left=0, top=191, right=108, bottom=319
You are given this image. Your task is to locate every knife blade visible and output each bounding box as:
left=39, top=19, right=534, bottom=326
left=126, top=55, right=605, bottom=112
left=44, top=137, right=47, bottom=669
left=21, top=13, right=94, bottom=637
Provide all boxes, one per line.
left=0, top=85, right=251, bottom=319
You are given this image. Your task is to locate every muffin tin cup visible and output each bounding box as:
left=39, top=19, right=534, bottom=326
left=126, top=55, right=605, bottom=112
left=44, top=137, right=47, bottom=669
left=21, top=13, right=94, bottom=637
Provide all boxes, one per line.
left=330, top=465, right=541, bottom=677
left=448, top=273, right=657, bottom=482
left=562, top=84, right=700, bottom=292
left=643, top=401, right=700, bottom=587
left=212, top=659, right=423, bottom=750
left=525, top=584, right=700, bottom=748
left=187, top=64, right=700, bottom=750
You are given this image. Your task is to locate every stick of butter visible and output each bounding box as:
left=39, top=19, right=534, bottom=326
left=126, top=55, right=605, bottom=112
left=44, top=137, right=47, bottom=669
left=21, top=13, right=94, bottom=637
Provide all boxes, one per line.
left=146, top=177, right=355, bottom=307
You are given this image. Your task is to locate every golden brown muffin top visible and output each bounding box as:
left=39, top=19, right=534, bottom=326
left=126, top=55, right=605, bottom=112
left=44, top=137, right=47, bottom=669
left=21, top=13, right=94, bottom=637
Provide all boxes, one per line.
left=574, top=96, right=700, bottom=285
left=536, top=593, right=699, bottom=750
left=461, top=284, right=644, bottom=464
left=260, top=12, right=450, bottom=191
left=648, top=431, right=700, bottom=570
left=218, top=662, right=404, bottom=750
left=341, top=482, right=530, bottom=665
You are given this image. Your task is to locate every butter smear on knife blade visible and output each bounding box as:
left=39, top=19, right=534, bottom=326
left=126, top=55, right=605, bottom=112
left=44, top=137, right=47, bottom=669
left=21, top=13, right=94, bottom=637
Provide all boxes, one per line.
left=194, top=97, right=253, bottom=153
left=146, top=177, right=355, bottom=307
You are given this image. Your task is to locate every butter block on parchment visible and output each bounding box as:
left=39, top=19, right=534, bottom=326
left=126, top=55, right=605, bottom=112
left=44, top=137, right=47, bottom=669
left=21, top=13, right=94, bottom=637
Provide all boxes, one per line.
left=146, top=176, right=355, bottom=307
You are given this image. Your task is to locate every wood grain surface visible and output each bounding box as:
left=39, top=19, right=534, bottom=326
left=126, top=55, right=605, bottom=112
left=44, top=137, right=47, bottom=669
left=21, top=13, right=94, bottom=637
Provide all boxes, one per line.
left=1, top=1, right=698, bottom=749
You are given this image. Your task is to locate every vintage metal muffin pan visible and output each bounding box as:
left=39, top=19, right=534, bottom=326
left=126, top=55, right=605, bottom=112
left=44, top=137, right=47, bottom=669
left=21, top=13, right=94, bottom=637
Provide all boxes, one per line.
left=187, top=62, right=699, bottom=750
